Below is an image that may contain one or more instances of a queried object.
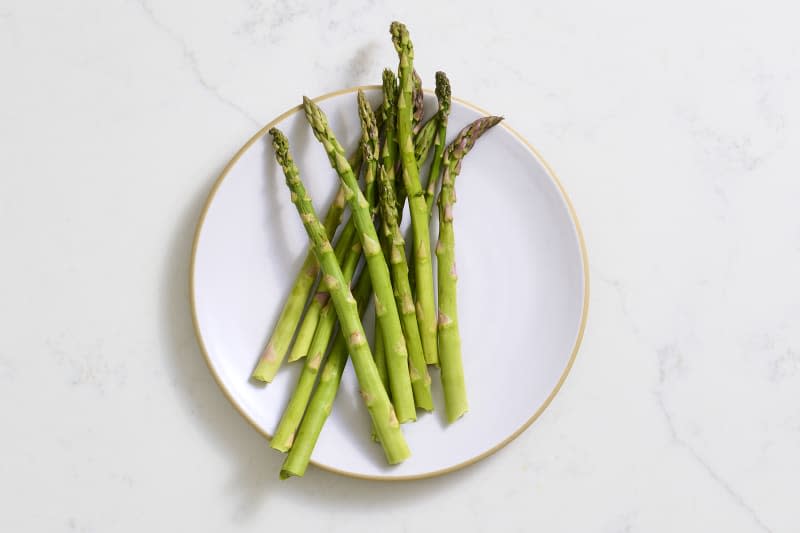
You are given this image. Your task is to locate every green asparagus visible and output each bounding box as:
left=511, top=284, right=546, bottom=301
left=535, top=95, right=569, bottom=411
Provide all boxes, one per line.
left=271, top=234, right=362, bottom=452
left=287, top=219, right=358, bottom=362
left=436, top=115, right=503, bottom=422
left=391, top=21, right=438, bottom=365
left=251, top=149, right=363, bottom=382
left=425, top=71, right=451, bottom=212
left=373, top=69, right=398, bottom=400
left=280, top=265, right=374, bottom=478
left=378, top=166, right=433, bottom=410
left=270, top=127, right=409, bottom=464
left=303, top=95, right=416, bottom=423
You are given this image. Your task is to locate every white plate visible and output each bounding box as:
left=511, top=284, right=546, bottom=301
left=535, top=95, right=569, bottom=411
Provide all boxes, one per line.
left=190, top=86, right=588, bottom=480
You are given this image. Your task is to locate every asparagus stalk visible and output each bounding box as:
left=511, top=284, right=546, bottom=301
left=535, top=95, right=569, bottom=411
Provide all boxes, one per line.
left=373, top=324, right=389, bottom=394
left=391, top=21, right=438, bottom=365
left=251, top=149, right=363, bottom=382
left=370, top=318, right=389, bottom=444
left=373, top=69, right=397, bottom=402
left=270, top=128, right=409, bottom=464
left=378, top=166, right=433, bottom=410
left=303, top=96, right=416, bottom=423
left=271, top=234, right=363, bottom=452
left=436, top=115, right=503, bottom=422
left=391, top=115, right=439, bottom=221
left=280, top=265, right=374, bottom=478
left=393, top=73, right=434, bottom=215
left=287, top=219, right=358, bottom=362
left=425, top=71, right=451, bottom=212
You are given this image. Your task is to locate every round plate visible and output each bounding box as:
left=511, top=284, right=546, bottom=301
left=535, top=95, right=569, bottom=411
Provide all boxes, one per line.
left=190, top=86, right=588, bottom=480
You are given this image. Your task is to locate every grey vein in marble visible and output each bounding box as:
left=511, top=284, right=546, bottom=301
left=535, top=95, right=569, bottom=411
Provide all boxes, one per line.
left=133, top=0, right=260, bottom=127
left=656, top=351, right=773, bottom=533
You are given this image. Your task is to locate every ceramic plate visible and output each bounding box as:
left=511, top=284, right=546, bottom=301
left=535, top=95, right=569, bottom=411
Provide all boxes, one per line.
left=191, top=86, right=588, bottom=480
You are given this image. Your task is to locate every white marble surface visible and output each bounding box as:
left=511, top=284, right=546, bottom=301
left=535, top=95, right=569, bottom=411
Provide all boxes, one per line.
left=1, top=0, right=798, bottom=531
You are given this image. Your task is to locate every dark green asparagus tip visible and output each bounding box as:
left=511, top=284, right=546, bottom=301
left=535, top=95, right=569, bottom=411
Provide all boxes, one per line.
left=357, top=89, right=369, bottom=117
left=381, top=68, right=397, bottom=113
left=390, top=21, right=411, bottom=53
left=412, top=70, right=424, bottom=126
left=357, top=90, right=380, bottom=161
left=381, top=69, right=397, bottom=123
left=301, top=95, right=313, bottom=120
left=302, top=96, right=328, bottom=141
left=382, top=68, right=397, bottom=88
left=448, top=116, right=504, bottom=172
left=302, top=96, right=316, bottom=118
left=435, top=71, right=451, bottom=117
left=377, top=166, right=398, bottom=229
left=482, top=115, right=504, bottom=130
left=269, top=128, right=289, bottom=160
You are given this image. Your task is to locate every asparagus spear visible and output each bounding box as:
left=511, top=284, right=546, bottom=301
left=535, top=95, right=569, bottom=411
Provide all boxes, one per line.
left=379, top=69, right=402, bottom=216
left=378, top=166, right=433, bottom=410
left=280, top=265, right=374, bottom=478
left=303, top=96, right=416, bottom=423
left=362, top=85, right=399, bottom=438
left=287, top=219, right=358, bottom=362
left=425, top=71, right=451, bottom=212
left=391, top=21, right=438, bottom=365
left=269, top=128, right=409, bottom=464
left=373, top=69, right=398, bottom=400
left=251, top=149, right=363, bottom=382
left=271, top=235, right=363, bottom=452
left=436, top=115, right=503, bottom=422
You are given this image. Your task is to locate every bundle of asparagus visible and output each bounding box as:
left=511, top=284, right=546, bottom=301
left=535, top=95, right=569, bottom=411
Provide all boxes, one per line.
left=251, top=21, right=502, bottom=477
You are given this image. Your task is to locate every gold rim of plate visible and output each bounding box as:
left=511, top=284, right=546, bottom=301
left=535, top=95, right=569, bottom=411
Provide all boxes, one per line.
left=189, top=85, right=590, bottom=481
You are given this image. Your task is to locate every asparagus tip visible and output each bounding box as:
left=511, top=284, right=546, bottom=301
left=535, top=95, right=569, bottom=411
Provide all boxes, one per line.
left=435, top=71, right=452, bottom=116
left=357, top=89, right=379, bottom=162
left=381, top=69, right=398, bottom=118
left=390, top=21, right=410, bottom=52
left=269, top=128, right=289, bottom=158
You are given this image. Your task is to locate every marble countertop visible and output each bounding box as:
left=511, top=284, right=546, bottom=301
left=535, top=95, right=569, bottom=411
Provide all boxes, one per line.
left=2, top=1, right=797, bottom=531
